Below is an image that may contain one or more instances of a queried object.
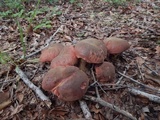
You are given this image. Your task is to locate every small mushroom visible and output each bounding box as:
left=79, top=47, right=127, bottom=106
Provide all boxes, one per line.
left=95, top=62, right=115, bottom=83
left=42, top=66, right=89, bottom=101
left=50, top=45, right=77, bottom=68
left=40, top=43, right=64, bottom=62
left=103, top=37, right=130, bottom=54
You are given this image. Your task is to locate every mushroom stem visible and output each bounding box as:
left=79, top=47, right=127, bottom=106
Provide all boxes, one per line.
left=79, top=59, right=88, bottom=72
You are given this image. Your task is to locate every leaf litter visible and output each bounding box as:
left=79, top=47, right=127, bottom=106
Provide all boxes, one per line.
left=0, top=0, right=160, bottom=119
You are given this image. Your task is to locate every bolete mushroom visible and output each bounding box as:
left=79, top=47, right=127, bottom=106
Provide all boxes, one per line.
left=42, top=66, right=89, bottom=101
left=74, top=38, right=107, bottom=71
left=40, top=43, right=64, bottom=62
left=75, top=38, right=107, bottom=63
left=50, top=45, right=77, bottom=68
left=95, top=62, right=115, bottom=83
left=103, top=37, right=130, bottom=54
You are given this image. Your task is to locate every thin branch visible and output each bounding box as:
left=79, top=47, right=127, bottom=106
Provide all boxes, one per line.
left=91, top=67, right=100, bottom=98
left=128, top=88, right=160, bottom=104
left=25, top=25, right=63, bottom=59
left=116, top=67, right=127, bottom=85
left=79, top=100, right=93, bottom=119
left=15, top=66, right=51, bottom=108
left=117, top=71, right=160, bottom=94
left=136, top=61, right=144, bottom=81
left=143, top=63, right=159, bottom=75
left=84, top=95, right=137, bottom=120
left=0, top=70, right=10, bottom=92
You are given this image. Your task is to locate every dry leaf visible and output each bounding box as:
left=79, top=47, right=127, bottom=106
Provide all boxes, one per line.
left=136, top=57, right=145, bottom=65
left=0, top=91, right=10, bottom=104
left=155, top=46, right=160, bottom=54
left=17, top=93, right=24, bottom=103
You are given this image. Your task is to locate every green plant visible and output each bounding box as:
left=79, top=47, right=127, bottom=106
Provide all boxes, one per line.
left=0, top=52, right=11, bottom=64
left=17, top=21, right=26, bottom=58
left=69, top=0, right=77, bottom=4
left=104, top=0, right=127, bottom=6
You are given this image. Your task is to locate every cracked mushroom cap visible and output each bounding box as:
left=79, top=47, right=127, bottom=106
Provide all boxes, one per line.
left=103, top=37, right=130, bottom=54
left=42, top=66, right=89, bottom=101
left=75, top=38, right=107, bottom=63
left=50, top=45, right=78, bottom=68
left=40, top=43, right=64, bottom=62
left=95, top=62, right=115, bottom=83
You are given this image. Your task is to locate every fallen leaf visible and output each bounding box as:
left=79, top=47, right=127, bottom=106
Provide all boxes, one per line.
left=155, top=46, right=160, bottom=55
left=0, top=91, right=10, bottom=104
left=17, top=93, right=24, bottom=103
left=136, top=57, right=145, bottom=65
left=0, top=99, right=11, bottom=111
left=10, top=104, right=24, bottom=116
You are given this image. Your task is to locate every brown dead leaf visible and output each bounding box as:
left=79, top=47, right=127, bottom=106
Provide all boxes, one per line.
left=136, top=57, right=145, bottom=65
left=10, top=104, right=24, bottom=116
left=0, top=91, right=10, bottom=104
left=0, top=100, right=11, bottom=111
left=145, top=72, right=160, bottom=85
left=16, top=93, right=24, bottom=103
left=155, top=46, right=160, bottom=55
left=49, top=107, right=69, bottom=116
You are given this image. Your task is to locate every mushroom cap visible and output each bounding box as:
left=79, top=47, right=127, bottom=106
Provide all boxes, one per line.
left=40, top=43, right=64, bottom=62
left=42, top=66, right=89, bottom=101
left=50, top=45, right=77, bottom=68
left=103, top=37, right=130, bottom=54
left=95, top=62, right=115, bottom=83
left=75, top=38, right=107, bottom=63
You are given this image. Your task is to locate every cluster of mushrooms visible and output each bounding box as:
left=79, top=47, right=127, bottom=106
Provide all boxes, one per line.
left=40, top=37, right=130, bottom=101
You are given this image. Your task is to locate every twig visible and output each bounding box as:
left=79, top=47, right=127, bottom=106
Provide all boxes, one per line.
left=136, top=61, right=144, bottom=81
left=79, top=100, right=93, bottom=119
left=91, top=67, right=100, bottom=98
left=116, top=67, right=127, bottom=85
left=84, top=95, right=137, bottom=120
left=128, top=88, right=160, bottom=104
left=143, top=63, right=159, bottom=75
left=0, top=79, right=15, bottom=84
left=118, top=71, right=160, bottom=94
left=0, top=70, right=10, bottom=92
left=25, top=25, right=63, bottom=59
left=15, top=66, right=51, bottom=108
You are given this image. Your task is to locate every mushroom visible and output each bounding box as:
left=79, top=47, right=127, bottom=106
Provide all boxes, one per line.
left=50, top=45, right=77, bottom=68
left=40, top=43, right=64, bottom=62
left=103, top=37, right=130, bottom=54
left=42, top=66, right=89, bottom=101
left=95, top=62, right=115, bottom=83
left=74, top=38, right=107, bottom=71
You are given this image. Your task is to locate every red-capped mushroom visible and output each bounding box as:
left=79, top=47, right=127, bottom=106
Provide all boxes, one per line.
left=103, top=37, right=130, bottom=54
left=40, top=43, right=64, bottom=62
left=95, top=62, right=115, bottom=83
left=42, top=66, right=89, bottom=101
left=74, top=38, right=107, bottom=71
left=75, top=38, right=107, bottom=63
left=50, top=45, right=77, bottom=68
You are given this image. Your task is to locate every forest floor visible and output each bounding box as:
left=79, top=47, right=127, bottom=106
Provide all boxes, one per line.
left=0, top=0, right=160, bottom=120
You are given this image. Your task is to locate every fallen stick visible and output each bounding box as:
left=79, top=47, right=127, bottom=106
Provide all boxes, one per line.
left=79, top=100, right=93, bottom=119
left=118, top=71, right=160, bottom=94
left=25, top=25, right=63, bottom=59
left=84, top=95, right=137, bottom=120
left=128, top=88, right=160, bottom=104
left=15, top=66, right=51, bottom=108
